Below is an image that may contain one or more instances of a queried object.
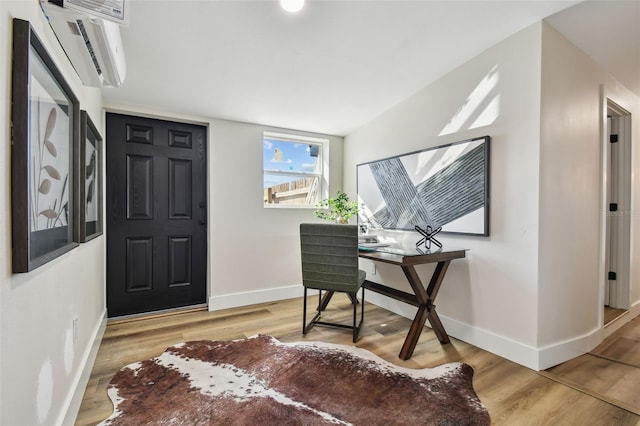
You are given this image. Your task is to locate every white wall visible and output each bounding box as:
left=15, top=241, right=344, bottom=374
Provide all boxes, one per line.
left=207, top=119, right=344, bottom=309
left=102, top=102, right=345, bottom=311
left=537, top=22, right=640, bottom=363
left=630, top=87, right=640, bottom=308
left=0, top=1, right=106, bottom=425
left=344, top=20, right=640, bottom=370
left=344, top=23, right=544, bottom=368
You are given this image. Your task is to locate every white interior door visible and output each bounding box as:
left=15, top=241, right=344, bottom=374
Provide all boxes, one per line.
left=604, top=101, right=631, bottom=310
left=606, top=117, right=618, bottom=306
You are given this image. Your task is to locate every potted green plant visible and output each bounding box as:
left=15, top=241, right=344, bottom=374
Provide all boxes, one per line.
left=315, top=191, right=359, bottom=224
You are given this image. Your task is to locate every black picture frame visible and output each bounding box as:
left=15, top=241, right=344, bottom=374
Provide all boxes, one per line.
left=11, top=19, right=79, bottom=272
left=357, top=136, right=491, bottom=236
left=74, top=111, right=103, bottom=242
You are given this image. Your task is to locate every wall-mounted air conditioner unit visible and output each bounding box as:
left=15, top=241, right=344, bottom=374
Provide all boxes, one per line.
left=41, top=0, right=126, bottom=87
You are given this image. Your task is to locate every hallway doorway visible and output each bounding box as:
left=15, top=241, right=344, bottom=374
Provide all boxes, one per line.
left=603, top=99, right=631, bottom=324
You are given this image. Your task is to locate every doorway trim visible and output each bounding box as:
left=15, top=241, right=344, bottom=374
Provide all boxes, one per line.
left=599, top=90, right=632, bottom=330
left=104, top=105, right=212, bottom=314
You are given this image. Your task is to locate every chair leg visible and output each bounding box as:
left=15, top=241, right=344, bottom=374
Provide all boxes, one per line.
left=360, top=286, right=365, bottom=329
left=303, top=287, right=322, bottom=335
left=302, top=287, right=308, bottom=334
left=347, top=293, right=358, bottom=305
left=352, top=286, right=365, bottom=343
left=352, top=292, right=358, bottom=342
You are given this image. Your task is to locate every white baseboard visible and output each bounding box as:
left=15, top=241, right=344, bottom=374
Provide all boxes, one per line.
left=209, top=285, right=303, bottom=311
left=537, top=301, right=640, bottom=370
left=364, top=292, right=638, bottom=371
left=60, top=310, right=108, bottom=426
left=536, top=328, right=602, bottom=371
left=365, top=292, right=540, bottom=370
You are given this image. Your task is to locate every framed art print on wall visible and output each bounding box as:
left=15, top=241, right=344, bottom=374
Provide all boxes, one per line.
left=357, top=136, right=491, bottom=236
left=11, top=18, right=79, bottom=272
left=75, top=111, right=103, bottom=242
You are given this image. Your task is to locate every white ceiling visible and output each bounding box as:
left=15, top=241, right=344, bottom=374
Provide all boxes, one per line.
left=103, top=0, right=639, bottom=136
left=545, top=0, right=639, bottom=98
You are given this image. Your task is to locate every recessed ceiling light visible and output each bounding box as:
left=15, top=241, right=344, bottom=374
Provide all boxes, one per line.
left=280, top=0, right=305, bottom=13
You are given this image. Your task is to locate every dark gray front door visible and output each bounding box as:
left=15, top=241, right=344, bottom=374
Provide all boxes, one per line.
left=106, top=113, right=207, bottom=317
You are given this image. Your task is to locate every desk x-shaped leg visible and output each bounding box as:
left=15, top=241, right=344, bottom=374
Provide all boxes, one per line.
left=399, top=260, right=451, bottom=360
left=317, top=291, right=357, bottom=311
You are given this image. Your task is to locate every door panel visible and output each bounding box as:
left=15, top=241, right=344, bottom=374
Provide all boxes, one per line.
left=126, top=237, right=153, bottom=291
left=127, top=154, right=154, bottom=219
left=106, top=113, right=207, bottom=317
left=169, top=159, right=192, bottom=219
left=168, top=236, right=192, bottom=286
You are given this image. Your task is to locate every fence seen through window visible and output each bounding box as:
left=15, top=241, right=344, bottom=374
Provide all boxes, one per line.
left=263, top=132, right=328, bottom=206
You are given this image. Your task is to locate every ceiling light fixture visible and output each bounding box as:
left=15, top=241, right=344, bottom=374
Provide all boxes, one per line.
left=280, top=0, right=305, bottom=13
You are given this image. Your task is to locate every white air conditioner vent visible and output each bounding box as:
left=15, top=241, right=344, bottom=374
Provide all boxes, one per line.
left=41, top=0, right=126, bottom=87
left=75, top=19, right=103, bottom=76
left=66, top=20, right=80, bottom=35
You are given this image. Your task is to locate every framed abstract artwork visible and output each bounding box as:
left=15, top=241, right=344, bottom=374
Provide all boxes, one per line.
left=75, top=111, right=103, bottom=242
left=11, top=19, right=79, bottom=272
left=357, top=136, right=491, bottom=236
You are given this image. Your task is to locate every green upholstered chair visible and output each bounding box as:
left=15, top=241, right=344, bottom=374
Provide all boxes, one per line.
left=300, top=223, right=366, bottom=342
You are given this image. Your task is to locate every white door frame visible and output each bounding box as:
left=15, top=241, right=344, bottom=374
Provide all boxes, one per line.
left=600, top=96, right=631, bottom=314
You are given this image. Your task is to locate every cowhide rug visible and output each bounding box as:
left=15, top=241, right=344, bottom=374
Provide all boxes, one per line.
left=99, top=335, right=490, bottom=425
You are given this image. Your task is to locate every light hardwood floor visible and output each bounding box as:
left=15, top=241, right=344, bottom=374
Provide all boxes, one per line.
left=541, top=314, right=640, bottom=416
left=604, top=306, right=628, bottom=325
left=76, top=298, right=639, bottom=425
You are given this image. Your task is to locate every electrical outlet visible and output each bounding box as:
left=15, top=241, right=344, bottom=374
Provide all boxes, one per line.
left=72, top=317, right=78, bottom=343
left=369, top=262, right=376, bottom=275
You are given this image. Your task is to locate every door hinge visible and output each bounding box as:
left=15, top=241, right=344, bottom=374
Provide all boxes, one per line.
left=609, top=203, right=618, bottom=212
left=608, top=271, right=617, bottom=281
left=610, top=134, right=619, bottom=143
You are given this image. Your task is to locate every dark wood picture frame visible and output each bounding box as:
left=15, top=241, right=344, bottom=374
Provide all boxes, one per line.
left=74, top=110, right=103, bottom=242
left=11, top=19, right=79, bottom=272
left=357, top=136, right=491, bottom=236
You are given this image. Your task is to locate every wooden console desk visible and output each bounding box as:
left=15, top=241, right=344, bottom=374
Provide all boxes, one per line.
left=358, top=246, right=467, bottom=360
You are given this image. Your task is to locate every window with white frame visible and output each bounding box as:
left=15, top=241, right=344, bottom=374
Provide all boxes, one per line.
left=263, top=132, right=329, bottom=207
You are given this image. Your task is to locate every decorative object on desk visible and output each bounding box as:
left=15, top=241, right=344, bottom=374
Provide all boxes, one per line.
left=98, top=335, right=490, bottom=426
left=358, top=234, right=391, bottom=249
left=314, top=190, right=359, bottom=224
left=359, top=235, right=379, bottom=244
left=11, top=19, right=80, bottom=272
left=415, top=224, right=442, bottom=251
left=359, top=223, right=369, bottom=234
left=357, top=136, right=490, bottom=235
